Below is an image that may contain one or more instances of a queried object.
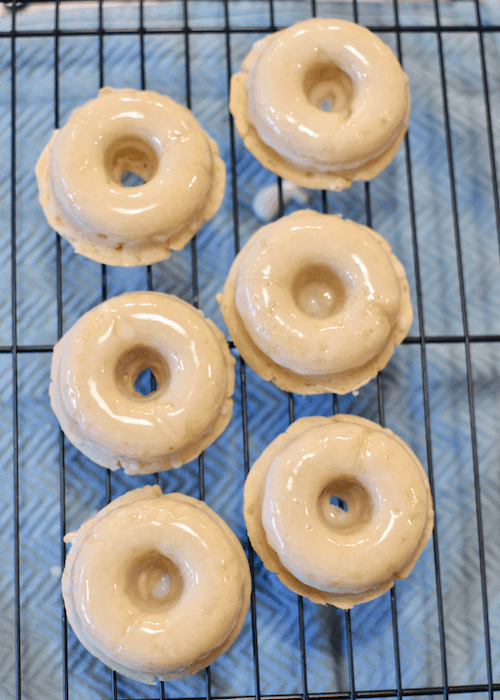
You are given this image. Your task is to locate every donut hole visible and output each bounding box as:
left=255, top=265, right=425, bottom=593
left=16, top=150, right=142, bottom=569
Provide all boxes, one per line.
left=115, top=346, right=169, bottom=400
left=330, top=495, right=348, bottom=512
left=292, top=264, right=348, bottom=319
left=134, top=368, right=157, bottom=397
left=319, top=478, right=372, bottom=533
left=105, top=137, right=159, bottom=187
left=303, top=62, right=355, bottom=116
left=127, top=550, right=184, bottom=611
left=121, top=171, right=146, bottom=187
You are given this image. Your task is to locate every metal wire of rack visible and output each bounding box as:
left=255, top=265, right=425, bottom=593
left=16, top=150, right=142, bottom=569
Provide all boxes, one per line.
left=2, top=0, right=500, bottom=699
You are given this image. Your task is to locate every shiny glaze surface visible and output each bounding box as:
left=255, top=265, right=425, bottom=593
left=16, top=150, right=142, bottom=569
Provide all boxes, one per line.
left=62, top=486, right=251, bottom=682
left=50, top=291, right=235, bottom=473
left=52, top=88, right=212, bottom=236
left=36, top=87, right=225, bottom=265
left=261, top=419, right=430, bottom=594
left=246, top=18, right=409, bottom=173
left=235, top=210, right=401, bottom=375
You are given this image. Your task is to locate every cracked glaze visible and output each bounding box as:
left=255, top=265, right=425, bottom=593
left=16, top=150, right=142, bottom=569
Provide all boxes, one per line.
left=50, top=292, right=235, bottom=474
left=244, top=415, right=434, bottom=608
left=62, top=487, right=251, bottom=684
left=36, top=87, right=225, bottom=265
left=263, top=420, right=429, bottom=593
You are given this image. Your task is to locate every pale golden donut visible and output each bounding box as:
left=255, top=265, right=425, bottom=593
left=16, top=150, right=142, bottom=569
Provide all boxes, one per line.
left=230, top=18, right=410, bottom=190
left=244, top=415, right=434, bottom=609
left=62, top=485, right=252, bottom=684
left=217, top=210, right=412, bottom=395
left=36, top=87, right=225, bottom=266
left=50, top=292, right=235, bottom=474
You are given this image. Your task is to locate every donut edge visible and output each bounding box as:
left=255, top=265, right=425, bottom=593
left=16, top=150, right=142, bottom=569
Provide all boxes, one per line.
left=62, top=488, right=252, bottom=684
left=217, top=210, right=413, bottom=395
left=243, top=415, right=434, bottom=609
left=49, top=292, right=236, bottom=475
left=229, top=28, right=411, bottom=191
left=35, top=88, right=226, bottom=267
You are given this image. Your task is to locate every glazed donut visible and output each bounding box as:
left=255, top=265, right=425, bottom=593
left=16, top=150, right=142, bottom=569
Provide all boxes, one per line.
left=50, top=292, right=235, bottom=474
left=36, top=87, right=225, bottom=266
left=230, top=18, right=410, bottom=190
left=244, top=415, right=434, bottom=609
left=63, top=485, right=252, bottom=683
left=217, top=210, right=412, bottom=395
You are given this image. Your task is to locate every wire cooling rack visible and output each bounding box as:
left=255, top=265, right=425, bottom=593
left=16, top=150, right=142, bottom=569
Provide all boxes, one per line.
left=1, top=0, right=500, bottom=699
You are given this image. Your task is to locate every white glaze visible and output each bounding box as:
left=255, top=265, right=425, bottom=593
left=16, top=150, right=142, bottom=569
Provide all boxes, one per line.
left=262, top=421, right=429, bottom=593
left=218, top=210, right=412, bottom=395
left=236, top=210, right=401, bottom=375
left=36, top=87, right=225, bottom=266
left=62, top=486, right=252, bottom=683
left=252, top=181, right=308, bottom=222
left=50, top=292, right=235, bottom=474
left=230, top=18, right=410, bottom=190
left=244, top=415, right=434, bottom=608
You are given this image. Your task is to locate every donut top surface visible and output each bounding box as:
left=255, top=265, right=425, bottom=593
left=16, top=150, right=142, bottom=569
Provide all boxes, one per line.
left=37, top=87, right=225, bottom=265
left=52, top=291, right=234, bottom=471
left=243, top=414, right=434, bottom=607
left=261, top=418, right=430, bottom=593
left=63, top=486, right=251, bottom=682
left=230, top=17, right=410, bottom=189
left=52, top=87, right=214, bottom=236
left=234, top=210, right=407, bottom=376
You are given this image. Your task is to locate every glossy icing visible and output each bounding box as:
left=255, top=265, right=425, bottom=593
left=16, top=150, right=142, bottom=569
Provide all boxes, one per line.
left=230, top=18, right=410, bottom=190
left=36, top=87, right=225, bottom=266
left=50, top=291, right=235, bottom=474
left=244, top=415, right=434, bottom=609
left=236, top=210, right=401, bottom=374
left=62, top=486, right=252, bottom=684
left=218, top=210, right=412, bottom=395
